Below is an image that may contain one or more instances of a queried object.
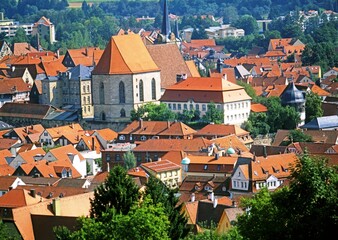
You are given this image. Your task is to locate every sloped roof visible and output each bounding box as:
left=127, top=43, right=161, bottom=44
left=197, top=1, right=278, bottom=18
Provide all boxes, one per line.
left=17, top=148, right=46, bottom=164
left=0, top=176, right=19, bottom=190
left=12, top=43, right=38, bottom=56
left=185, top=60, right=200, bottom=77
left=95, top=128, right=118, bottom=142
left=146, top=44, right=192, bottom=89
left=280, top=82, right=305, bottom=105
left=250, top=103, right=268, bottom=112
left=46, top=144, right=85, bottom=162
left=141, top=159, right=180, bottom=173
left=194, top=124, right=249, bottom=137
left=0, top=189, right=45, bottom=208
left=68, top=64, right=93, bottom=80
left=93, top=34, right=159, bottom=75
left=211, top=135, right=249, bottom=153
left=0, top=138, right=19, bottom=150
left=0, top=164, right=14, bottom=176
left=300, top=115, right=338, bottom=129
left=64, top=47, right=103, bottom=67
left=0, top=103, right=56, bottom=119
left=158, top=121, right=197, bottom=136
left=0, top=149, right=12, bottom=165
left=0, top=77, right=31, bottom=94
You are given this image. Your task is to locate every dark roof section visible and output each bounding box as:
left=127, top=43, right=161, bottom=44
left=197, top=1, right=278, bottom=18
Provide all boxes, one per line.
left=280, top=82, right=305, bottom=105
left=300, top=115, right=338, bottom=130
left=68, top=64, right=93, bottom=80
left=250, top=145, right=288, bottom=156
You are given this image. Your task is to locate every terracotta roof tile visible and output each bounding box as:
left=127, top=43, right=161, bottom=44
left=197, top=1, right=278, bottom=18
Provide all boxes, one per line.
left=185, top=60, right=201, bottom=77
left=65, top=47, right=103, bottom=67
left=0, top=188, right=45, bottom=208
left=0, top=176, right=19, bottom=190
left=0, top=77, right=31, bottom=94
left=0, top=149, right=12, bottom=165
left=0, top=164, right=14, bottom=176
left=211, top=135, right=249, bottom=153
left=93, top=34, right=159, bottom=75
left=95, top=128, right=118, bottom=142
left=12, top=43, right=38, bottom=56
left=12, top=124, right=45, bottom=143
left=0, top=139, right=19, bottom=150
left=194, top=124, right=249, bottom=137
left=251, top=103, right=268, bottom=112
left=141, top=159, right=180, bottom=173
left=17, top=148, right=46, bottom=164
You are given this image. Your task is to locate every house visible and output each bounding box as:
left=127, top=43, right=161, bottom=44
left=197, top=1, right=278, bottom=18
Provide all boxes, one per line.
left=58, top=64, right=94, bottom=118
left=160, top=77, right=252, bottom=125
left=194, top=123, right=253, bottom=147
left=39, top=123, right=84, bottom=148
left=9, top=147, right=46, bottom=169
left=323, top=67, right=338, bottom=79
left=62, top=47, right=103, bottom=68
left=250, top=103, right=268, bottom=113
left=0, top=77, right=31, bottom=108
left=2, top=124, right=45, bottom=144
left=0, top=176, right=25, bottom=196
left=216, top=207, right=244, bottom=234
left=230, top=153, right=298, bottom=195
left=92, top=34, right=161, bottom=122
left=42, top=144, right=86, bottom=177
left=205, top=25, right=245, bottom=39
left=92, top=128, right=118, bottom=149
left=0, top=188, right=94, bottom=240
left=117, top=119, right=196, bottom=142
left=31, top=16, right=56, bottom=44
left=140, top=159, right=181, bottom=189
left=0, top=41, right=12, bottom=60
left=268, top=38, right=305, bottom=57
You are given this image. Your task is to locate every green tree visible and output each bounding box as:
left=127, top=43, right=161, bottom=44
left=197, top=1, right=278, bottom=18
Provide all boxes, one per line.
left=123, top=151, right=136, bottom=170
left=236, top=154, right=338, bottom=240
left=284, top=129, right=312, bottom=145
left=305, top=92, right=323, bottom=123
left=130, top=103, right=176, bottom=121
left=233, top=15, right=259, bottom=35
left=12, top=27, right=28, bottom=43
left=0, top=220, right=20, bottom=240
left=90, top=165, right=139, bottom=219
left=236, top=81, right=256, bottom=99
left=145, top=176, right=190, bottom=240
left=243, top=112, right=270, bottom=137
left=202, top=102, right=224, bottom=124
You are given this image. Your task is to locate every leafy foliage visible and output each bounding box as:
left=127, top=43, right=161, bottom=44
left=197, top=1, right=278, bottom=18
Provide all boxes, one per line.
left=145, top=176, right=190, bottom=240
left=130, top=103, right=177, bottom=121
left=90, top=165, right=140, bottom=218
left=285, top=129, right=312, bottom=145
left=236, top=154, right=338, bottom=240
left=305, top=92, right=323, bottom=123
left=202, top=102, right=224, bottom=124
left=123, top=151, right=136, bottom=170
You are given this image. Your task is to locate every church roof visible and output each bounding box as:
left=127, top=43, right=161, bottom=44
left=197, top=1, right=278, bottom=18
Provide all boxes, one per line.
left=92, top=34, right=159, bottom=75
left=280, top=82, right=305, bottom=105
left=300, top=115, right=338, bottom=130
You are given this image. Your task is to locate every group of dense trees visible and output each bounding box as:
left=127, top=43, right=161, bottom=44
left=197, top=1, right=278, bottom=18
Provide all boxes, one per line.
left=51, top=152, right=337, bottom=239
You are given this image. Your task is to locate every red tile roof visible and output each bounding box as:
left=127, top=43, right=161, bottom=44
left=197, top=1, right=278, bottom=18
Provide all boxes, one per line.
left=93, top=34, right=159, bottom=75
left=250, top=103, right=268, bottom=112
left=141, top=159, right=180, bottom=173
left=194, top=124, right=249, bottom=137
left=0, top=77, right=31, bottom=94
left=0, top=188, right=45, bottom=208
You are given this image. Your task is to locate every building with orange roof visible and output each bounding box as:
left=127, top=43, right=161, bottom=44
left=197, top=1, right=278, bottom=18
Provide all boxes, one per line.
left=141, top=159, right=181, bottom=188
left=268, top=38, right=305, bottom=57
left=250, top=103, right=268, bottom=113
left=0, top=77, right=31, bottom=107
left=0, top=41, right=12, bottom=60
left=3, top=124, right=45, bottom=144
left=211, top=135, right=250, bottom=155
left=194, top=123, right=253, bottom=147
left=231, top=153, right=298, bottom=194
left=160, top=77, right=252, bottom=125
left=92, top=34, right=161, bottom=122
left=0, top=164, right=14, bottom=176
left=38, top=123, right=83, bottom=148
left=12, top=42, right=38, bottom=56
left=323, top=67, right=338, bottom=79
left=62, top=47, right=103, bottom=68
left=9, top=148, right=46, bottom=169
left=32, top=16, right=56, bottom=44
left=118, top=119, right=196, bottom=143
left=92, top=128, right=118, bottom=148
left=0, top=176, right=25, bottom=196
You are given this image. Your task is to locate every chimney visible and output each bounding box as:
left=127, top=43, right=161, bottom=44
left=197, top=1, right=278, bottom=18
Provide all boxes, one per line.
left=222, top=74, right=227, bottom=81
left=52, top=198, right=61, bottom=216
left=85, top=47, right=88, bottom=56
left=57, top=49, right=60, bottom=59
left=182, top=73, right=187, bottom=80
left=176, top=74, right=183, bottom=82
left=217, top=58, right=223, bottom=73
left=191, top=193, right=195, bottom=202
left=167, top=120, right=171, bottom=129
left=139, top=118, right=143, bottom=128
left=92, top=137, right=95, bottom=150
left=158, top=158, right=162, bottom=161
left=30, top=189, right=36, bottom=198
left=213, top=198, right=218, bottom=208
left=214, top=152, right=219, bottom=160
left=24, top=126, right=28, bottom=133
left=263, top=145, right=267, bottom=158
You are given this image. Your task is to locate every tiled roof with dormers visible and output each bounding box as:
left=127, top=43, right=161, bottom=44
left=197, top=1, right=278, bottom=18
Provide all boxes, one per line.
left=41, top=58, right=67, bottom=77
left=0, top=77, right=31, bottom=94
left=12, top=43, right=38, bottom=56
left=17, top=148, right=46, bottom=164
left=194, top=124, right=249, bottom=138
left=79, top=135, right=103, bottom=153
left=45, top=123, right=83, bottom=140
left=269, top=38, right=292, bottom=51
left=288, top=142, right=334, bottom=154
left=94, top=128, right=118, bottom=142
left=0, top=188, right=45, bottom=208
left=187, top=155, right=238, bottom=166
left=146, top=44, right=192, bottom=89
left=211, top=135, right=249, bottom=153
left=250, top=153, right=298, bottom=181
left=92, top=34, right=159, bottom=75
left=223, top=56, right=271, bottom=68
left=158, top=121, right=197, bottom=136
left=0, top=149, right=12, bottom=165
left=45, top=144, right=85, bottom=162
left=133, top=138, right=213, bottom=153
left=209, top=68, right=237, bottom=83
left=141, top=159, right=180, bottom=173
left=16, top=185, right=89, bottom=199
left=64, top=47, right=103, bottom=67
left=12, top=124, right=45, bottom=143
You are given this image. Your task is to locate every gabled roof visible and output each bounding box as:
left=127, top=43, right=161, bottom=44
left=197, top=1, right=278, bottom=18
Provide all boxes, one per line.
left=45, top=123, right=83, bottom=140
left=94, top=128, right=118, bottom=142
left=0, top=189, right=45, bottom=208
left=0, top=149, right=12, bottom=165
left=17, top=148, right=46, bottom=164
left=146, top=44, right=192, bottom=89
left=92, top=34, right=159, bottom=75
left=46, top=144, right=85, bottom=162
left=185, top=60, right=201, bottom=77
left=0, top=103, right=57, bottom=119
left=68, top=64, right=93, bottom=80
left=64, top=47, right=103, bottom=67
left=0, top=164, right=14, bottom=176
left=0, top=77, right=31, bottom=94
left=211, top=135, right=249, bottom=153
left=40, top=58, right=67, bottom=77
left=12, top=43, right=38, bottom=56
left=250, top=103, right=268, bottom=112
left=0, top=138, right=19, bottom=150
left=11, top=124, right=45, bottom=142
left=0, top=176, right=20, bottom=190
left=158, top=121, right=197, bottom=136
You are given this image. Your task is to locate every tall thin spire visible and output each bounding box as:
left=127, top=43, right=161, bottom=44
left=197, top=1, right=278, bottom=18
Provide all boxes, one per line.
left=161, top=0, right=171, bottom=40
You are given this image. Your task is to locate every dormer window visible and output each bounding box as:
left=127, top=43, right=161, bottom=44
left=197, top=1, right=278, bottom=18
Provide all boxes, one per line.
left=119, top=135, right=125, bottom=141
left=140, top=136, right=147, bottom=141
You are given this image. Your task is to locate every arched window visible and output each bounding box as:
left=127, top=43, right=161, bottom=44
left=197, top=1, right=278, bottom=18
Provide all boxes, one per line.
left=119, top=81, right=125, bottom=103
left=87, top=96, right=90, bottom=104
left=99, top=82, right=105, bottom=104
left=83, top=86, right=86, bottom=93
left=87, top=85, right=90, bottom=92
left=151, top=78, right=156, bottom=100
left=139, top=80, right=144, bottom=101
left=120, top=108, right=126, bottom=117
left=101, top=112, right=106, bottom=121
left=83, top=96, right=86, bottom=104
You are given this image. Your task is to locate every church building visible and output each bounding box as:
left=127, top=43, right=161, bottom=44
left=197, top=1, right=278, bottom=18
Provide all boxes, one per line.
left=91, top=34, right=161, bottom=122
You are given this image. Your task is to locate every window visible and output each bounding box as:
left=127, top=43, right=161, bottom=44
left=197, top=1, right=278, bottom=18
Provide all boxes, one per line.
left=87, top=96, right=90, bottom=104
left=140, top=136, right=147, bottom=141
left=173, top=103, right=176, bottom=110
left=178, top=104, right=181, bottom=110
left=137, top=155, right=141, bottom=162
left=139, top=80, right=144, bottom=101
left=204, top=165, right=208, bottom=170
left=106, top=154, right=111, bottom=162
left=151, top=78, right=156, bottom=100
left=101, top=112, right=106, bottom=121
left=87, top=106, right=90, bottom=112
left=87, top=85, right=90, bottom=92
left=217, top=165, right=221, bottom=171
left=119, top=135, right=125, bottom=141
left=168, top=103, right=172, bottom=109
left=83, top=86, right=86, bottom=93
left=99, top=82, right=104, bottom=104
left=44, top=132, right=48, bottom=136
left=115, top=154, right=121, bottom=161
left=189, top=104, right=193, bottom=110
left=195, top=104, right=199, bottom=110
left=184, top=104, right=187, bottom=110
left=202, top=104, right=206, bottom=111
left=83, top=96, right=86, bottom=104
left=119, top=81, right=125, bottom=103
left=120, top=108, right=126, bottom=117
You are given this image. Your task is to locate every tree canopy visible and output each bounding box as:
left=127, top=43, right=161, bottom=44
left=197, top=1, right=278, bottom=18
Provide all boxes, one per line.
left=130, top=103, right=177, bottom=121
left=305, top=92, right=323, bottom=123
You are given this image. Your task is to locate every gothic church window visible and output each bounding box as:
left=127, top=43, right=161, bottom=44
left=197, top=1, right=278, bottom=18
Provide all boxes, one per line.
left=119, top=81, right=125, bottom=103
left=99, top=82, right=105, bottom=104
left=139, top=80, right=144, bottom=101
left=120, top=108, right=126, bottom=117
left=151, top=78, right=156, bottom=100
left=101, top=112, right=106, bottom=121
